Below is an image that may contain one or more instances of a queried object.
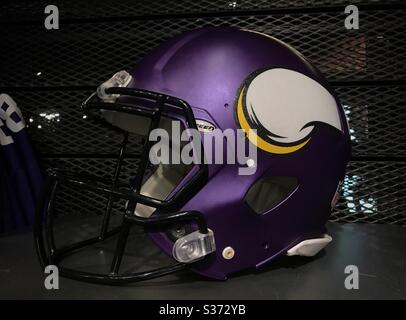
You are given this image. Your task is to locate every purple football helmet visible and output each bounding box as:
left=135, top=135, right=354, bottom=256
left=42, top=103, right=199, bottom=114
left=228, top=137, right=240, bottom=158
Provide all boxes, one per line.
left=35, top=27, right=351, bottom=284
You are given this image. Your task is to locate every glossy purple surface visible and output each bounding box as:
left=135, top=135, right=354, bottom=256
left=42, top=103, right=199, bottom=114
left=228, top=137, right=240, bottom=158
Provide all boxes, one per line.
left=129, top=27, right=351, bottom=279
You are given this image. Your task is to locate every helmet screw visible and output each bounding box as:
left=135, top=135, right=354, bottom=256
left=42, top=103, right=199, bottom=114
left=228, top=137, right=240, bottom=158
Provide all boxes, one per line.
left=222, top=246, right=235, bottom=260
left=246, top=158, right=255, bottom=168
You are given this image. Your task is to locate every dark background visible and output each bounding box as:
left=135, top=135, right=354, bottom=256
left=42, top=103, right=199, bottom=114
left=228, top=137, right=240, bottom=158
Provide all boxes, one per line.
left=1, top=0, right=405, bottom=226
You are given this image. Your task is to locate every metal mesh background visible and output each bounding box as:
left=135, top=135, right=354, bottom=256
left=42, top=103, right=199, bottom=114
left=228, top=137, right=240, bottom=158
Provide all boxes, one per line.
left=2, top=9, right=406, bottom=87
left=1, top=0, right=405, bottom=226
left=0, top=0, right=403, bottom=21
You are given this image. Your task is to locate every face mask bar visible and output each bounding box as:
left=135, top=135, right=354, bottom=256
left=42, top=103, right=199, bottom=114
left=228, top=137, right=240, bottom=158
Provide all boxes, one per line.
left=34, top=86, right=211, bottom=285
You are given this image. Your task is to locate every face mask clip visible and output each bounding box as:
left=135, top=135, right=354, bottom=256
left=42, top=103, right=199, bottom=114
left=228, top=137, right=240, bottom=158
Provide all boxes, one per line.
left=173, top=229, right=216, bottom=263
left=97, top=70, right=132, bottom=102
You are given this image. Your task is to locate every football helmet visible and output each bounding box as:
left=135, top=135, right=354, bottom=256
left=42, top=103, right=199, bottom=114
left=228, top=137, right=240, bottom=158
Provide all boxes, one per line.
left=34, top=27, right=351, bottom=284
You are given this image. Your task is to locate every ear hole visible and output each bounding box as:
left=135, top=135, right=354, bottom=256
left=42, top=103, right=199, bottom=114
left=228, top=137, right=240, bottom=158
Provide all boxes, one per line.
left=245, top=176, right=298, bottom=215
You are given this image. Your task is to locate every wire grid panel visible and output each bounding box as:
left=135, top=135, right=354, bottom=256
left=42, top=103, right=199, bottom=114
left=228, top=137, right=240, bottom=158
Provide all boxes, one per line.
left=332, top=161, right=406, bottom=226
left=1, top=9, right=405, bottom=87
left=336, top=86, right=406, bottom=157
left=0, top=0, right=402, bottom=22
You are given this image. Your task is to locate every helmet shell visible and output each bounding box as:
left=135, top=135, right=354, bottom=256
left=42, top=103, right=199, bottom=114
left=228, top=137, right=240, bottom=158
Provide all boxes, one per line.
left=129, top=27, right=351, bottom=279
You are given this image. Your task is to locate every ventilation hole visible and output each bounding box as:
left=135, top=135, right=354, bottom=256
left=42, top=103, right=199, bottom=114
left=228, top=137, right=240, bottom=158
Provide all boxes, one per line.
left=245, top=176, right=298, bottom=215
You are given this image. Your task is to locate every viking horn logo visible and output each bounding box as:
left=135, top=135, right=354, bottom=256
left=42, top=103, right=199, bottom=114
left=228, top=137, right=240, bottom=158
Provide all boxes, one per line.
left=235, top=68, right=343, bottom=154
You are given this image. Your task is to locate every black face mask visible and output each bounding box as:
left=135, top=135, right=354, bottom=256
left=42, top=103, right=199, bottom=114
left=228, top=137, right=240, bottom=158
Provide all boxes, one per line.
left=34, top=84, right=212, bottom=285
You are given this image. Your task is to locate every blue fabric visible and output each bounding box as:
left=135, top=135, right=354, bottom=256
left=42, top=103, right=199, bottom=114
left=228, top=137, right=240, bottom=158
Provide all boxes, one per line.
left=0, top=94, right=43, bottom=234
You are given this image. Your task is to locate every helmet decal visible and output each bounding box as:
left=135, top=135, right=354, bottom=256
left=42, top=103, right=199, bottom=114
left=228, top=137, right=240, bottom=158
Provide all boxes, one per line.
left=235, top=67, right=343, bottom=154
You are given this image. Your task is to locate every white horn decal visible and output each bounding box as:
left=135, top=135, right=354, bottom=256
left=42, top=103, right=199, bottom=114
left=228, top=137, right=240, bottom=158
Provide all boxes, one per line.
left=236, top=68, right=342, bottom=154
